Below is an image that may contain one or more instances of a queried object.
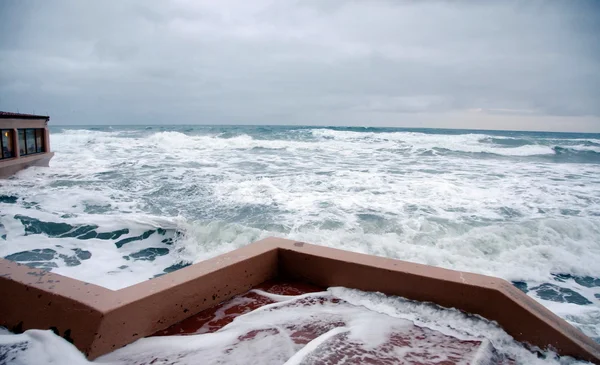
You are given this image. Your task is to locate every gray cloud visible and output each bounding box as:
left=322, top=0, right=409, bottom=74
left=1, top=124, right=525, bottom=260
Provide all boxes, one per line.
left=1, top=0, right=599, bottom=131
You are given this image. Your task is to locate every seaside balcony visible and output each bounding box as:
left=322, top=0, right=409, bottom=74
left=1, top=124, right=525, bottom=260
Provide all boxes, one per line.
left=2, top=237, right=599, bottom=363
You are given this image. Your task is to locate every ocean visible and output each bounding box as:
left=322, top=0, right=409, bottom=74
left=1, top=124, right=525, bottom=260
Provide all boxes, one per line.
left=1, top=125, right=600, bottom=362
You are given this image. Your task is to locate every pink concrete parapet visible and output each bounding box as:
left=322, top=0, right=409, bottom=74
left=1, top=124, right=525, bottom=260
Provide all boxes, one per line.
left=0, top=152, right=54, bottom=178
left=0, top=237, right=599, bottom=362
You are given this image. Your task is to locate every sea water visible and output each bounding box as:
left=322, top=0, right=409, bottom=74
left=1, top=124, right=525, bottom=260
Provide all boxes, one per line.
left=1, top=287, right=590, bottom=364
left=0, top=125, right=599, bottom=362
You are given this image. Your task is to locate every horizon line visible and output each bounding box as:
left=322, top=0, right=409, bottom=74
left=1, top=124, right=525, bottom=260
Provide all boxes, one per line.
left=47, top=123, right=600, bottom=135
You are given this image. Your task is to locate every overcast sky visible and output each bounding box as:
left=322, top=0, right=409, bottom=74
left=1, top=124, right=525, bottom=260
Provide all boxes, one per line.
left=1, top=1, right=599, bottom=131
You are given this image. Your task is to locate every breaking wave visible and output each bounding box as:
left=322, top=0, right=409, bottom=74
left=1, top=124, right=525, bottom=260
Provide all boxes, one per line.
left=1, top=125, right=600, bottom=346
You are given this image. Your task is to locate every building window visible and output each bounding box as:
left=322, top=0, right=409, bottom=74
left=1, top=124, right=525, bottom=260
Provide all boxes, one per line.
left=1, top=129, right=14, bottom=159
left=36, top=129, right=44, bottom=153
left=17, top=129, right=45, bottom=156
left=18, top=129, right=26, bottom=155
left=26, top=129, right=36, bottom=154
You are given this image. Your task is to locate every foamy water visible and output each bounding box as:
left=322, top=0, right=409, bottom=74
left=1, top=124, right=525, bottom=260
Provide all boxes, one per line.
left=1, top=125, right=599, bottom=360
left=0, top=288, right=592, bottom=364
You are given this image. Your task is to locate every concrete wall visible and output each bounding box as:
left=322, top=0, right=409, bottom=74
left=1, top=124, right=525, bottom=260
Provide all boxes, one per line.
left=0, top=152, right=54, bottom=178
left=1, top=237, right=599, bottom=362
left=0, top=118, right=48, bottom=129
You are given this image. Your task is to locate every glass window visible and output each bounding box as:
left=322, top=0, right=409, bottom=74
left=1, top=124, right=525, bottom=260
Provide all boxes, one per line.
left=18, top=129, right=26, bottom=156
left=1, top=130, right=14, bottom=159
left=26, top=129, right=36, bottom=154
left=35, top=129, right=44, bottom=153
left=16, top=129, right=46, bottom=156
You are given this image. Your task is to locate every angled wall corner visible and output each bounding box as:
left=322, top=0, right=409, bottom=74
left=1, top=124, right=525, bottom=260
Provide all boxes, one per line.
left=86, top=242, right=279, bottom=358
left=0, top=259, right=108, bottom=357
left=276, top=242, right=600, bottom=362
left=0, top=237, right=599, bottom=362
left=0, top=238, right=281, bottom=359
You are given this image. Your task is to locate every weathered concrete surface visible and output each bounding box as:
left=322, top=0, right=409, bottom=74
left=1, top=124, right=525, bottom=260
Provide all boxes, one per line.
left=1, top=237, right=599, bottom=362
left=0, top=152, right=54, bottom=178
left=0, top=258, right=107, bottom=354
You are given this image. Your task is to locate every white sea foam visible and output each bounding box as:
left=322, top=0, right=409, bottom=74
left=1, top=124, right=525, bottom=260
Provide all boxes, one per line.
left=1, top=126, right=599, bottom=348
left=310, top=129, right=557, bottom=156
left=0, top=288, right=592, bottom=364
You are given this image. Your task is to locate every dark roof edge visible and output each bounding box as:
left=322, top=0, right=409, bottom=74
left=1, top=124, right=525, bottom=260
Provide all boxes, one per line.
left=0, top=111, right=50, bottom=121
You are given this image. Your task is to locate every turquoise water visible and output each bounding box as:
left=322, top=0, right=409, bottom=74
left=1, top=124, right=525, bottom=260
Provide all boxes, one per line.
left=1, top=125, right=600, bottom=343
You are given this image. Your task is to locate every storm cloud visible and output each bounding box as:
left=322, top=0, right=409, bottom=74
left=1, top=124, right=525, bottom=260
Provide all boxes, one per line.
left=1, top=0, right=599, bottom=131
